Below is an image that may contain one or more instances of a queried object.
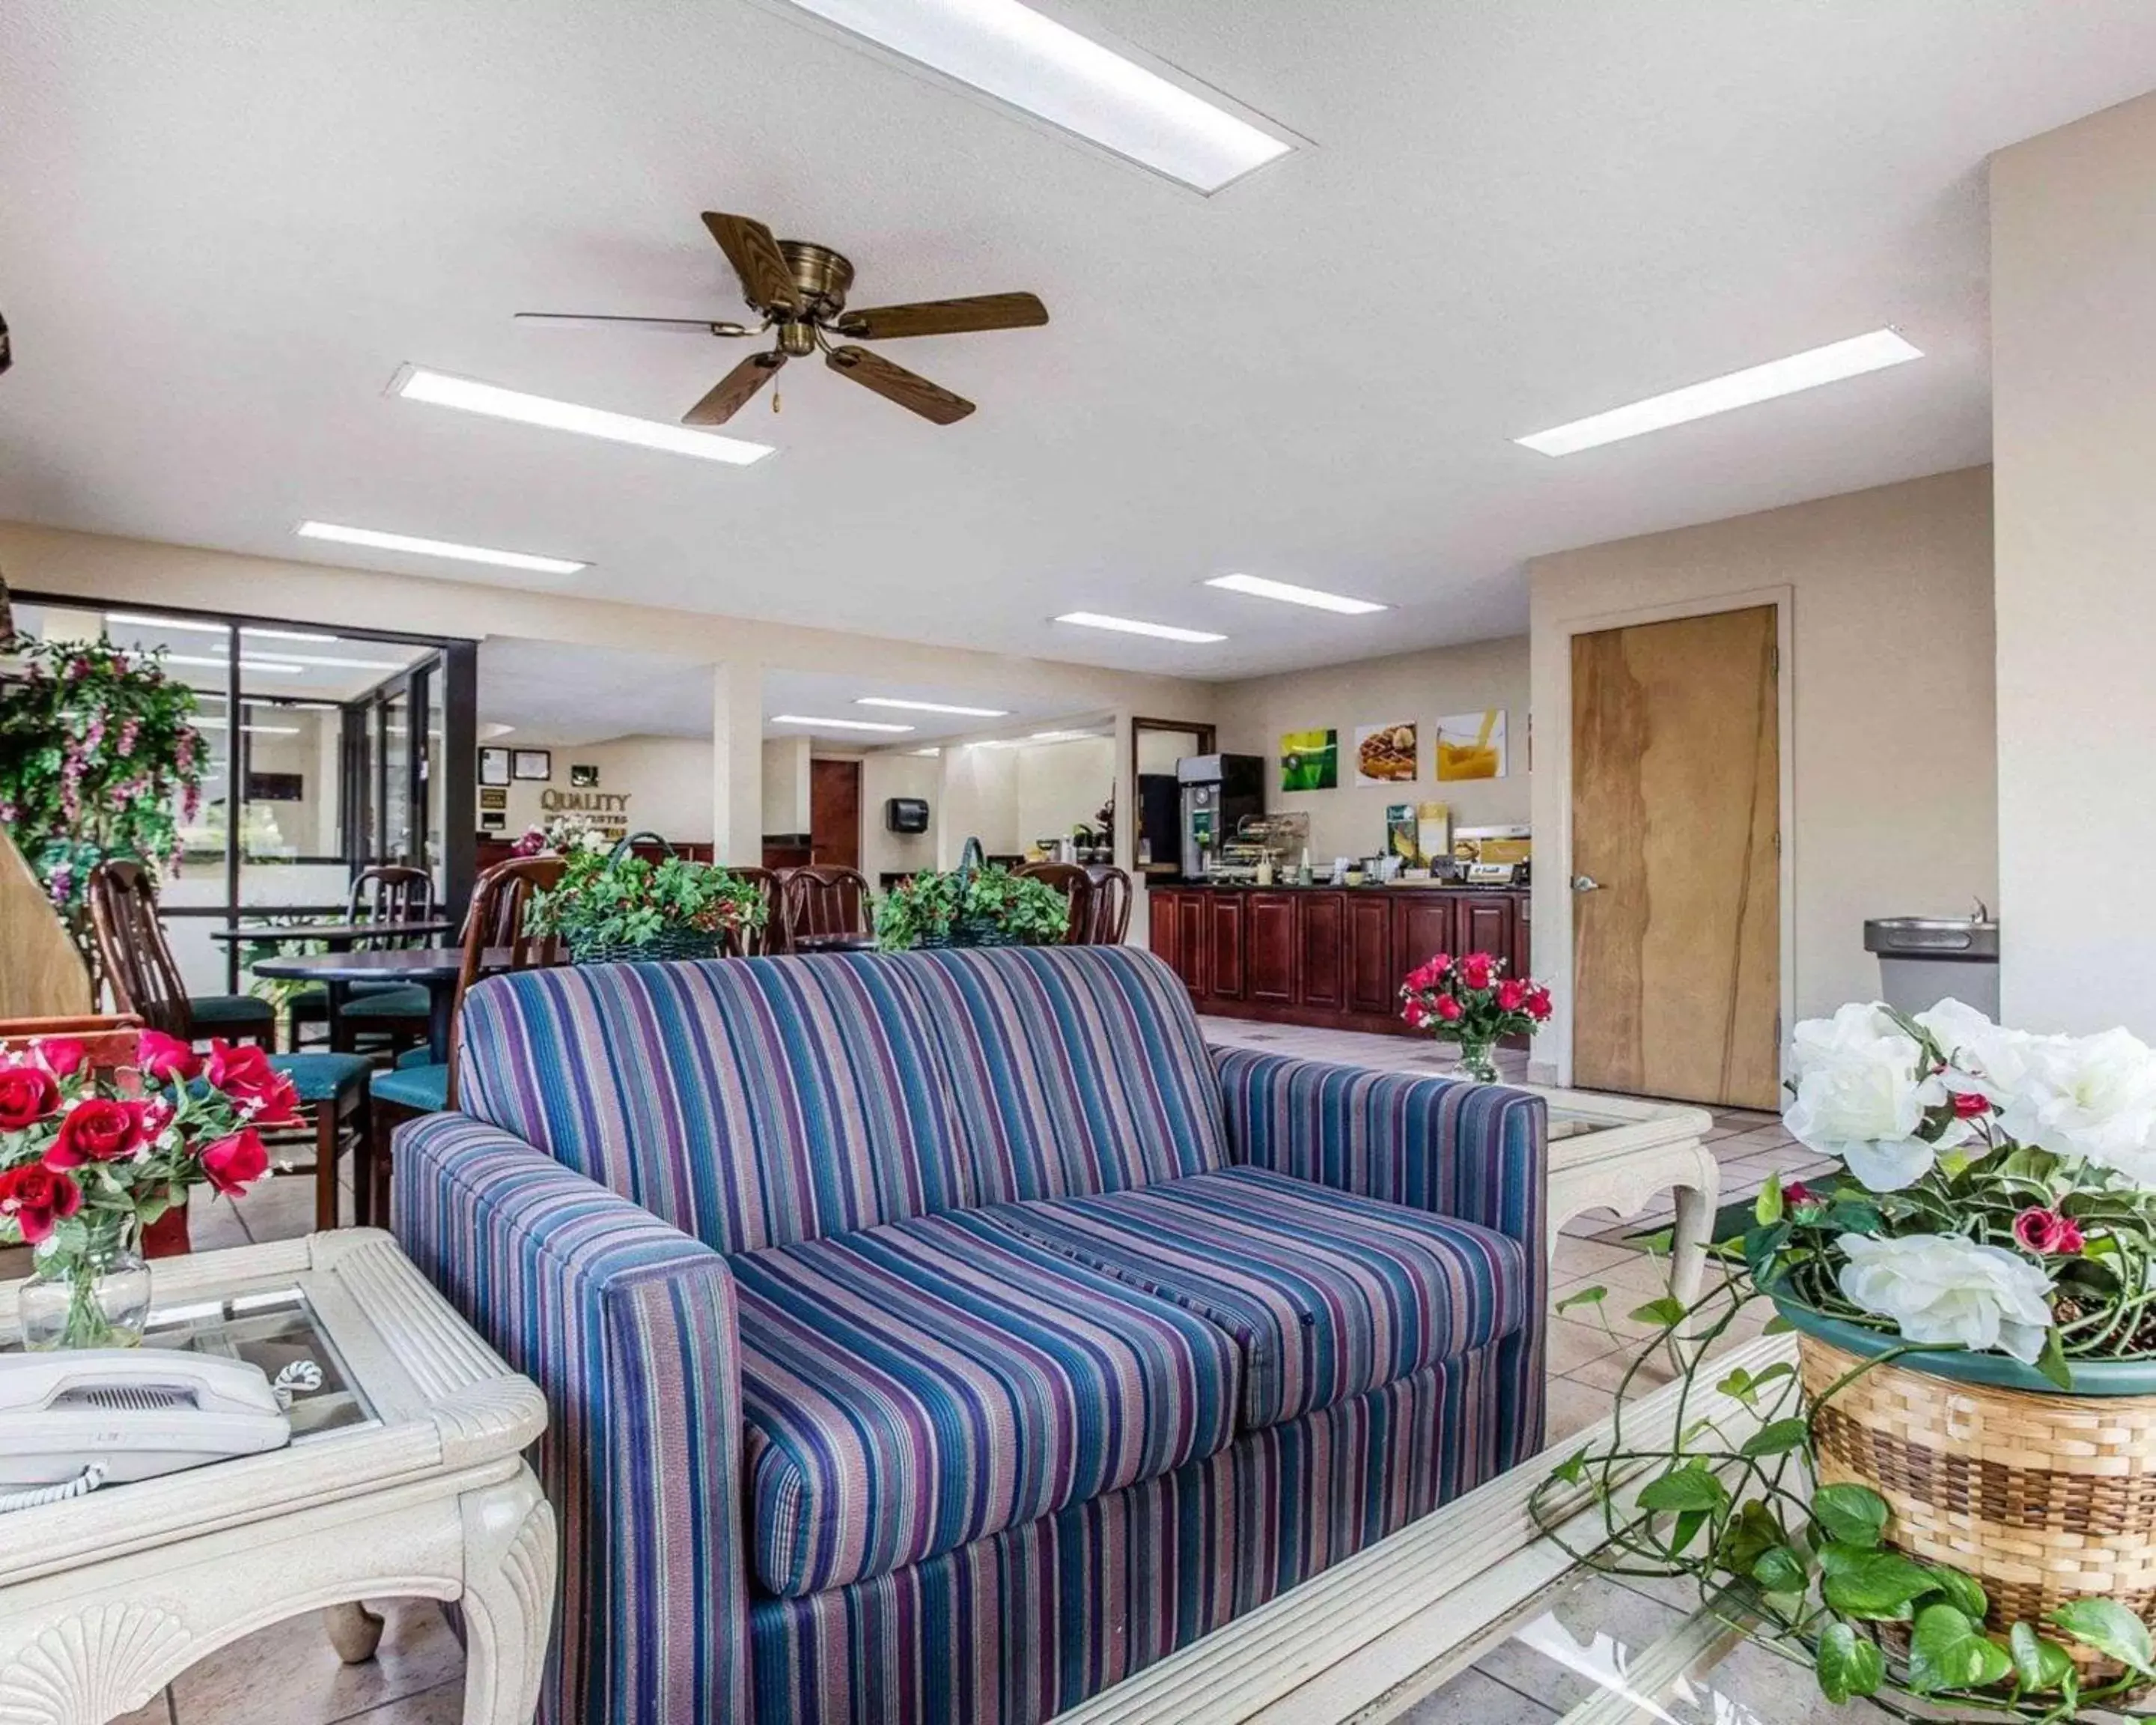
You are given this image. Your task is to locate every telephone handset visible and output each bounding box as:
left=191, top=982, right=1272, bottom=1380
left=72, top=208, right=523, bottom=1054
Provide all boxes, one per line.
left=0, top=1350, right=291, bottom=1508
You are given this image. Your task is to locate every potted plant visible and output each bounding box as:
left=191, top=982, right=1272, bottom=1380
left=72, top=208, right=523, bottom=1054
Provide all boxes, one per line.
left=876, top=839, right=1069, bottom=950
left=1398, top=949, right=1552, bottom=1081
left=0, top=1029, right=285, bottom=1348
left=1546, top=997, right=2156, bottom=1718
left=526, top=833, right=766, bottom=964
left=0, top=633, right=204, bottom=926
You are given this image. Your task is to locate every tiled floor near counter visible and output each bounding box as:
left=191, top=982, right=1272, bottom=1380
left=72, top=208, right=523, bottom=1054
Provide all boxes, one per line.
left=51, top=1020, right=1820, bottom=1725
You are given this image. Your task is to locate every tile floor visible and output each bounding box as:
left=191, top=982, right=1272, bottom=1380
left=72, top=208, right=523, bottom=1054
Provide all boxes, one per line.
left=39, top=1020, right=1824, bottom=1725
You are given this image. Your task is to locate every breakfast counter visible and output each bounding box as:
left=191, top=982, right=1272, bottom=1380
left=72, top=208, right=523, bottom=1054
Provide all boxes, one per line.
left=1145, top=880, right=1530, bottom=1036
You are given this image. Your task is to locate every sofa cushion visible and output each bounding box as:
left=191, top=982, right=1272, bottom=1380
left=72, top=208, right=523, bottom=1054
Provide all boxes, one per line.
left=987, top=1167, right=1531, bottom=1429
left=898, top=946, right=1229, bottom=1205
left=734, top=1208, right=1243, bottom=1597
left=454, top=955, right=971, bottom=1253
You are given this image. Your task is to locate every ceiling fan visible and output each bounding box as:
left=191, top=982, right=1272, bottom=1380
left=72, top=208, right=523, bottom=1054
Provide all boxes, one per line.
left=517, top=211, right=1048, bottom=428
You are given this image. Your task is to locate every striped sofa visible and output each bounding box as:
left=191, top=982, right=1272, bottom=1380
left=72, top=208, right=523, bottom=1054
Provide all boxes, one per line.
left=395, top=943, right=1546, bottom=1725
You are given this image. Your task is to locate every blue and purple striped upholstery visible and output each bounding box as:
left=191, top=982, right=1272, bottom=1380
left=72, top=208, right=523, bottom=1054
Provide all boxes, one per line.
left=734, top=1208, right=1242, bottom=1595
left=984, top=1166, right=1528, bottom=1427
left=1212, top=1047, right=1550, bottom=1461
left=393, top=1113, right=748, bottom=1725
left=454, top=946, right=1224, bottom=1256
left=749, top=1342, right=1512, bottom=1725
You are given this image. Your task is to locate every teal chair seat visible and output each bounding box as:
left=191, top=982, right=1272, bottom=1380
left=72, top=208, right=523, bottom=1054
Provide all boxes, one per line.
left=394, top=1044, right=436, bottom=1070
left=268, top=1051, right=373, bottom=1103
left=189, top=993, right=275, bottom=1028
left=337, top=985, right=433, bottom=1021
left=370, top=1061, right=449, bottom=1113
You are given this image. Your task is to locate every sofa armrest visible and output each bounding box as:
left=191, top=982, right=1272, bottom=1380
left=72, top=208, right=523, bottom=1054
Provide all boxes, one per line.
left=394, top=1112, right=746, bottom=1725
left=1212, top=1047, right=1549, bottom=1464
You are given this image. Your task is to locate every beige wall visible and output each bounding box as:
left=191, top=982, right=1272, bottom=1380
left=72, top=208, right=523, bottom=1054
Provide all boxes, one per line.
left=1016, top=736, right=1116, bottom=851
left=861, top=752, right=941, bottom=883
left=1211, top=637, right=1531, bottom=862
left=494, top=734, right=715, bottom=845
left=760, top=737, right=811, bottom=836
left=1991, top=93, right=2156, bottom=1036
left=1527, top=466, right=1997, bottom=1082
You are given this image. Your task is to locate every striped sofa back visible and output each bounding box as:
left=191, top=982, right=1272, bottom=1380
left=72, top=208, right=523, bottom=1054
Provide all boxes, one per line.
left=455, top=944, right=1227, bottom=1255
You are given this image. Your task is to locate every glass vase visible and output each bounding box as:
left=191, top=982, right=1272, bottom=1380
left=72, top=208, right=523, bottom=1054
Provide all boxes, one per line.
left=1452, top=1036, right=1501, bottom=1084
left=19, top=1217, right=153, bottom=1351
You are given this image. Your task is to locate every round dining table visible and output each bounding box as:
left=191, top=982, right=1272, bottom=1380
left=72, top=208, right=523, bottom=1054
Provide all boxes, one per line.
left=209, top=919, right=457, bottom=952
left=249, top=947, right=505, bottom=1066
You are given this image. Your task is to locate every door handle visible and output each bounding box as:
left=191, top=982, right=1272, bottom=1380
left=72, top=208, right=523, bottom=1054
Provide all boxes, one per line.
left=1571, top=875, right=1601, bottom=893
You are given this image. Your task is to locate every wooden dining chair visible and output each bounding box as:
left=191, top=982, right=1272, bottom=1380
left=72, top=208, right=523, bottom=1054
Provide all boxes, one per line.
left=326, top=863, right=445, bottom=1053
left=1083, top=865, right=1135, bottom=945
left=776, top=865, right=875, bottom=952
left=84, top=860, right=372, bottom=1232
left=1017, top=862, right=1099, bottom=946
left=728, top=865, right=783, bottom=955
left=365, top=856, right=567, bottom=1223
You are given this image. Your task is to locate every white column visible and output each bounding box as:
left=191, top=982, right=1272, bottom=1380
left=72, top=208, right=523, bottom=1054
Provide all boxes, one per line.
left=711, top=663, right=764, bottom=866
left=1991, top=93, right=2156, bottom=1035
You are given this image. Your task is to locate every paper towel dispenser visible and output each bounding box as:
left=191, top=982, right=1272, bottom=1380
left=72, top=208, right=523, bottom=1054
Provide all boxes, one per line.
left=885, top=797, right=931, bottom=835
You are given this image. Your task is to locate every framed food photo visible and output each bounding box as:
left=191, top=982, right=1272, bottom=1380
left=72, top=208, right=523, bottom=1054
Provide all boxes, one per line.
left=511, top=748, right=552, bottom=782
left=1353, top=722, right=1418, bottom=786
left=1434, top=710, right=1507, bottom=782
left=1279, top=728, right=1338, bottom=792
left=478, top=746, right=511, bottom=788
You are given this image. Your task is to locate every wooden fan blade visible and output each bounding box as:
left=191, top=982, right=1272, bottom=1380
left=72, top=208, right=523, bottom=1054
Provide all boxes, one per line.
left=683, top=350, right=786, bottom=425
left=701, top=211, right=800, bottom=314
left=516, top=311, right=751, bottom=336
left=825, top=346, right=975, bottom=425
left=837, top=292, right=1049, bottom=341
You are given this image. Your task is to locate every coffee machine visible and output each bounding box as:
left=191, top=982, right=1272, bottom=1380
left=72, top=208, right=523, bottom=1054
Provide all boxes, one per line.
left=1175, top=754, right=1265, bottom=881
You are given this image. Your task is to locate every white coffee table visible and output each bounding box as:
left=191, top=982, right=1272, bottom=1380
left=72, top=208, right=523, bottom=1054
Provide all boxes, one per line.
left=0, top=1230, right=554, bottom=1725
left=1537, top=1087, right=1719, bottom=1302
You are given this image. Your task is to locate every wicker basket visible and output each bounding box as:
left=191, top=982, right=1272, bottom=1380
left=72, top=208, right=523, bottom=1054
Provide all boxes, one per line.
left=564, top=831, right=734, bottom=967
left=1799, top=1327, right=2156, bottom=1676
left=909, top=838, right=1044, bottom=951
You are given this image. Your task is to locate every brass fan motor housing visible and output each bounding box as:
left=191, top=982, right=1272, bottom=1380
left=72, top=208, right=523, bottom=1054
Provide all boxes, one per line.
left=776, top=241, right=855, bottom=317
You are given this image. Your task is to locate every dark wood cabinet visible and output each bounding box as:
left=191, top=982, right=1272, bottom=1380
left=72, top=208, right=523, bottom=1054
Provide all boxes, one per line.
left=1148, top=884, right=1529, bottom=1037
left=1174, top=891, right=1208, bottom=997
left=1297, top=892, right=1344, bottom=1009
left=1246, top=892, right=1298, bottom=1003
left=1346, top=893, right=1397, bottom=1015
left=1456, top=893, right=1514, bottom=964
left=1207, top=892, right=1246, bottom=1000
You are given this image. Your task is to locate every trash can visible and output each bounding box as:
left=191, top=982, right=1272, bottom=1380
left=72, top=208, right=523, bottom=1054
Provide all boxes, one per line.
left=1863, top=911, right=2000, bottom=1018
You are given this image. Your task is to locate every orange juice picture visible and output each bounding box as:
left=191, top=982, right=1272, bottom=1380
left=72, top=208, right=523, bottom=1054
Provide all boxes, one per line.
left=1434, top=709, right=1507, bottom=782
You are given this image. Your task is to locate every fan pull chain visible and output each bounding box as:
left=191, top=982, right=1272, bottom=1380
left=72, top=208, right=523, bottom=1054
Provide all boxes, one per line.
left=772, top=390, right=782, bottom=414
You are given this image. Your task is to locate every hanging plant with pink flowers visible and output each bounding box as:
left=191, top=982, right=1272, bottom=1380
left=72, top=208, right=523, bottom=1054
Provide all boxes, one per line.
left=0, top=633, right=204, bottom=917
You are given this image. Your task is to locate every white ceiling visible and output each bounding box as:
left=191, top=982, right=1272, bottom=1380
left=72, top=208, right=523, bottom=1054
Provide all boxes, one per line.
left=481, top=636, right=1111, bottom=746
left=4, top=3, right=2156, bottom=679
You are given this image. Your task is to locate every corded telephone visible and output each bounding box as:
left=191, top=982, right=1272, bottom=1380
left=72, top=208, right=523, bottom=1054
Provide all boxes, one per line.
left=0, top=1350, right=290, bottom=1511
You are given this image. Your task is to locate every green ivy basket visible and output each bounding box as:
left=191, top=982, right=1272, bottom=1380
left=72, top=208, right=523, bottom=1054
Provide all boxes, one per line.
left=878, top=839, right=1070, bottom=951
left=561, top=832, right=732, bottom=966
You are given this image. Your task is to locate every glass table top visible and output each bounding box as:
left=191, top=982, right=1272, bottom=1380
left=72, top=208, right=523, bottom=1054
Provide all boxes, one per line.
left=0, top=1284, right=379, bottom=1441
left=1387, top=1566, right=1894, bottom=1725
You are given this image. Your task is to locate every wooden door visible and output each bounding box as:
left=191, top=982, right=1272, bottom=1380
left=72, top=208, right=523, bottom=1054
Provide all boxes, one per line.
left=1346, top=894, right=1396, bottom=1014
left=1572, top=606, right=1779, bottom=1107
left=1246, top=892, right=1297, bottom=1003
left=1147, top=888, right=1181, bottom=973
left=809, top=758, right=862, bottom=871
left=1208, top=893, right=1246, bottom=1000
left=1174, top=892, right=1209, bottom=997
left=1299, top=892, right=1345, bottom=1009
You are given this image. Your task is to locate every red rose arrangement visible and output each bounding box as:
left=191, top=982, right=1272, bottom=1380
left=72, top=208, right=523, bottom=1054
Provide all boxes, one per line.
left=0, top=1029, right=293, bottom=1344
left=1398, top=950, right=1551, bottom=1080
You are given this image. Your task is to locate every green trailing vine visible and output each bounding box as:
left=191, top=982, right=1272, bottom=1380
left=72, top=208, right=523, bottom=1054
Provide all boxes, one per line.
left=526, top=847, right=767, bottom=958
left=0, top=633, right=204, bottom=918
left=874, top=862, right=1070, bottom=950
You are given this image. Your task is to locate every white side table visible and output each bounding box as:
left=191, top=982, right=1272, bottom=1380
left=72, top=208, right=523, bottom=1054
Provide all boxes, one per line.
left=1533, top=1087, right=1720, bottom=1303
left=0, top=1230, right=554, bottom=1725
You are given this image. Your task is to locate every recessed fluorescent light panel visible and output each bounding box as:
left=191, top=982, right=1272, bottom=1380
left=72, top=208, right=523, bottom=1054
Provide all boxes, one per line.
left=777, top=0, right=1294, bottom=193
left=392, top=367, right=775, bottom=466
left=1054, top=611, right=1225, bottom=644
left=1515, top=329, right=1922, bottom=457
left=297, top=521, right=587, bottom=576
left=1204, top=573, right=1386, bottom=615
left=856, top=696, right=1011, bottom=717
left=771, top=714, right=917, bottom=734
